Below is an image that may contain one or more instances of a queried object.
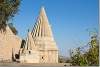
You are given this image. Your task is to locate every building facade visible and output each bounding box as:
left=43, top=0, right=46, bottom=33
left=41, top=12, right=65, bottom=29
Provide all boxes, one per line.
left=19, top=7, right=58, bottom=63
left=0, top=26, right=22, bottom=62
left=0, top=7, right=58, bottom=63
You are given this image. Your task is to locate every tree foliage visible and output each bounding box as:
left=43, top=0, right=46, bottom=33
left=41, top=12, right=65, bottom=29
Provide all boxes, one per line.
left=70, top=34, right=99, bottom=66
left=0, top=0, right=20, bottom=31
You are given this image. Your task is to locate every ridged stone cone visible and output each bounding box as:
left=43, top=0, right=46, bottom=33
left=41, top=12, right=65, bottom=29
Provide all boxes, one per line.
left=20, top=6, right=58, bottom=63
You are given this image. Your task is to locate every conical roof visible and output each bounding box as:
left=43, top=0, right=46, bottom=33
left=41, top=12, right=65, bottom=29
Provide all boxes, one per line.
left=30, top=7, right=58, bottom=50
left=31, top=7, right=53, bottom=38
left=24, top=31, right=37, bottom=50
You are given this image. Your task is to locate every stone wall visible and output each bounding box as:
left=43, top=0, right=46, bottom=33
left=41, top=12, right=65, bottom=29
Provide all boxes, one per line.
left=0, top=26, right=22, bottom=62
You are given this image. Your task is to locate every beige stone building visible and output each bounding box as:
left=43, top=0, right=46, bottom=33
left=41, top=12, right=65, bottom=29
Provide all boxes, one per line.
left=19, top=7, right=58, bottom=63
left=0, top=7, right=58, bottom=63
left=0, top=26, right=22, bottom=62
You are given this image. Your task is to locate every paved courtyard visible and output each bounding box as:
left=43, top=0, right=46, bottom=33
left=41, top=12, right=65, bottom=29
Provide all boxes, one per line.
left=0, top=63, right=70, bottom=67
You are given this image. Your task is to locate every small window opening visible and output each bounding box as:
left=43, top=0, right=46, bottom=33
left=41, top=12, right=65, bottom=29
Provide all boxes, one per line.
left=29, top=51, right=31, bottom=54
left=42, top=57, right=44, bottom=59
left=15, top=54, right=19, bottom=59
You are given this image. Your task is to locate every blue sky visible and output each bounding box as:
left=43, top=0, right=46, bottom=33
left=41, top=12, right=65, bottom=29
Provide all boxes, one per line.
left=11, top=0, right=99, bottom=57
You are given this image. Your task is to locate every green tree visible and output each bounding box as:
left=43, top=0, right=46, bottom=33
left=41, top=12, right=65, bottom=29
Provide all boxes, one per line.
left=70, top=33, right=99, bottom=66
left=0, top=0, right=20, bottom=31
left=86, top=35, right=99, bottom=65
left=70, top=48, right=88, bottom=66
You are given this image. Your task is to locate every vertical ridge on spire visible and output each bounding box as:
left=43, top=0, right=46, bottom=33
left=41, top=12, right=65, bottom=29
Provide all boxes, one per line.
left=31, top=6, right=53, bottom=38
left=25, top=31, right=36, bottom=50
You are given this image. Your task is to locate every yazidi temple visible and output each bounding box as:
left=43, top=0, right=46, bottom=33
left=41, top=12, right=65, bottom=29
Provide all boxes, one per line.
left=0, top=6, right=58, bottom=63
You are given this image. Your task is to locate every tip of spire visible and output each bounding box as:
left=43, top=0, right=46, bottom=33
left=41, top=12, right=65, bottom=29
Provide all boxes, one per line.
left=39, top=6, right=47, bottom=17
left=41, top=6, right=44, bottom=9
left=41, top=6, right=45, bottom=10
left=40, top=6, right=46, bottom=13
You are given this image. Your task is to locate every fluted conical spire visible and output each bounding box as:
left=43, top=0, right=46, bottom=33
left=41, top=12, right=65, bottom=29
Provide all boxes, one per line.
left=25, top=31, right=36, bottom=50
left=19, top=7, right=58, bottom=63
left=31, top=6, right=53, bottom=38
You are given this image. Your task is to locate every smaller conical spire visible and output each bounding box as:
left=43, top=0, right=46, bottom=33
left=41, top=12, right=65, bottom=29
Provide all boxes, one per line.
left=25, top=30, right=37, bottom=50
